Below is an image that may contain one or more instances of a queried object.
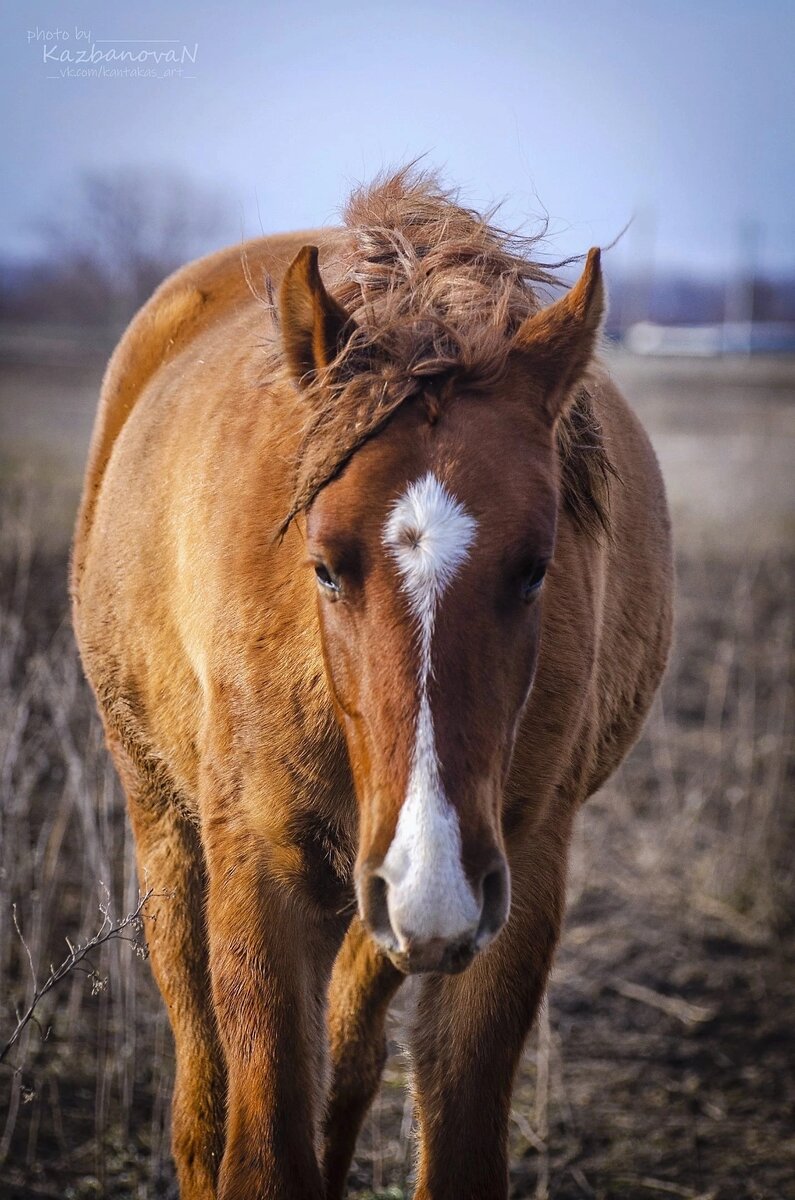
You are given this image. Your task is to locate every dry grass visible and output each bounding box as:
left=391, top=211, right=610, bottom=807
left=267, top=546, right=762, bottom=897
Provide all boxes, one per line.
left=0, top=488, right=174, bottom=1198
left=0, top=481, right=792, bottom=1199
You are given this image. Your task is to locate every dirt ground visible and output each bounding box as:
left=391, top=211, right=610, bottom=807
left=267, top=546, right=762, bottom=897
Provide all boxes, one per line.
left=0, top=335, right=793, bottom=1198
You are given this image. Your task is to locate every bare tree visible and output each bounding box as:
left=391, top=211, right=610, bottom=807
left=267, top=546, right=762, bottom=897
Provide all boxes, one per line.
left=18, top=167, right=234, bottom=325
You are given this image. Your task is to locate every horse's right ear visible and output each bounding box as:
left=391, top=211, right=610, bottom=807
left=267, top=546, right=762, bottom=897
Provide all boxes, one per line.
left=279, top=245, right=354, bottom=389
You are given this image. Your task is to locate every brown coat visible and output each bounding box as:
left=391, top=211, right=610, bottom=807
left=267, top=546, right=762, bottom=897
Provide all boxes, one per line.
left=72, top=171, right=672, bottom=1200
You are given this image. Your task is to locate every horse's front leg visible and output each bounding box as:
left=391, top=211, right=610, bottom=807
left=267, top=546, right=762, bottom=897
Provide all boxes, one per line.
left=409, top=821, right=569, bottom=1200
left=204, top=816, right=344, bottom=1200
left=323, top=918, right=404, bottom=1199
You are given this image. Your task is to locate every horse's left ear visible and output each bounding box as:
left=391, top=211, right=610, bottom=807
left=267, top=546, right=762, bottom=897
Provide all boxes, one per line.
left=512, top=247, right=605, bottom=420
left=279, top=245, right=355, bottom=388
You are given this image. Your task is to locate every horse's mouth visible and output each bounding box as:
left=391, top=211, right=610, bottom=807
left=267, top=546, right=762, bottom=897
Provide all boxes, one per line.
left=383, top=938, right=477, bottom=976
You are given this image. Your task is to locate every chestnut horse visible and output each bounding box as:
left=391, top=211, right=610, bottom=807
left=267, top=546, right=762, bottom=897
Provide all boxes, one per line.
left=72, top=171, right=672, bottom=1199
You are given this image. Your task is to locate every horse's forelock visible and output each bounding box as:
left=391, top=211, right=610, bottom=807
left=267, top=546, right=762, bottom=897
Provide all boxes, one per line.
left=276, top=167, right=613, bottom=541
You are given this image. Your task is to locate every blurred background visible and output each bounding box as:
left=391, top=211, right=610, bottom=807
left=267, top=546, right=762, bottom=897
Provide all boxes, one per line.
left=1, top=2, right=793, bottom=1197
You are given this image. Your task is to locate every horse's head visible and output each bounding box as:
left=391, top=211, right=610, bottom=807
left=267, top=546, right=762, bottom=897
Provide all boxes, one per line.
left=279, top=244, right=604, bottom=974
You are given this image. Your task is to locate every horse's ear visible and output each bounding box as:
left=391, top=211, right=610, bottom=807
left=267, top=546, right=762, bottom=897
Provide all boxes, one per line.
left=512, top=248, right=605, bottom=420
left=279, top=245, right=355, bottom=388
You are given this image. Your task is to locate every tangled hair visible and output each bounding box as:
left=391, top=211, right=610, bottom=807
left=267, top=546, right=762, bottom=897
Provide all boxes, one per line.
left=276, top=167, right=614, bottom=538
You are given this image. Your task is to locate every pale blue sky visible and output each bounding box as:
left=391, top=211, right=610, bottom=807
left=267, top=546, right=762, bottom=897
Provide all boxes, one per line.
left=4, top=0, right=794, bottom=274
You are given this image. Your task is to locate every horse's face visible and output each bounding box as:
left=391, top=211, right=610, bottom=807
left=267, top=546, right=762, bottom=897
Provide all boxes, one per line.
left=305, top=392, right=557, bottom=972
left=281, top=246, right=603, bottom=974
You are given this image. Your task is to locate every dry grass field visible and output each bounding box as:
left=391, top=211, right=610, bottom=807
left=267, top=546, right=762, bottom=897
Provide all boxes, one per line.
left=0, top=334, right=793, bottom=1198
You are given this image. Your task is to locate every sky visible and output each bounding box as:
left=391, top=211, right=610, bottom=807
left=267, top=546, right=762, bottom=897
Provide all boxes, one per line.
left=3, top=0, right=794, bottom=276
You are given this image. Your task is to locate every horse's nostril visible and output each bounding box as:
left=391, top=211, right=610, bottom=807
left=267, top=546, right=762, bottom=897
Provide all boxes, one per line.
left=360, top=871, right=398, bottom=952
left=477, top=861, right=510, bottom=947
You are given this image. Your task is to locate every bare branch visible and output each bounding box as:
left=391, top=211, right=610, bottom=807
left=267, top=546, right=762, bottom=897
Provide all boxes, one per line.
left=11, top=903, right=37, bottom=993
left=0, top=888, right=156, bottom=1066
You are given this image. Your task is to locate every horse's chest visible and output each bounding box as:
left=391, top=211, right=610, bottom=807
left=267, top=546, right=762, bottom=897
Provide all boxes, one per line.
left=291, top=809, right=357, bottom=917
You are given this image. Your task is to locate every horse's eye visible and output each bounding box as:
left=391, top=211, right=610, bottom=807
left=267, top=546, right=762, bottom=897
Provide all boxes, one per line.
left=315, top=563, right=341, bottom=595
left=519, top=561, right=547, bottom=603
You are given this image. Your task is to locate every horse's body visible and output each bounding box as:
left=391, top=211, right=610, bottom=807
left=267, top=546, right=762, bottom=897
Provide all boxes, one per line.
left=72, top=173, right=672, bottom=1199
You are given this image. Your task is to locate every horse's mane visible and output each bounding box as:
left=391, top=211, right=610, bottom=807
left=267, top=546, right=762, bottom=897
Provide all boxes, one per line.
left=276, top=167, right=613, bottom=538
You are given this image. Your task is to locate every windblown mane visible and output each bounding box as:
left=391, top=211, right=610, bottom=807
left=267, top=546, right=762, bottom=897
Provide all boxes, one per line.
left=276, top=168, right=613, bottom=538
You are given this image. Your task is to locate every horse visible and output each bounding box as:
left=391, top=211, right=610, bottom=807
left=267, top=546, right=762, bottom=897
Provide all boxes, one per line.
left=71, top=169, right=673, bottom=1199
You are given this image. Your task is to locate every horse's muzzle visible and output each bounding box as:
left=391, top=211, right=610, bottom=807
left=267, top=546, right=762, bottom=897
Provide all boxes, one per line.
left=357, top=855, right=510, bottom=975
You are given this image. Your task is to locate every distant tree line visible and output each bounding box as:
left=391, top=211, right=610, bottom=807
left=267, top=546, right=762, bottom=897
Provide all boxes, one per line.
left=2, top=169, right=795, bottom=335
left=0, top=168, right=235, bottom=328
left=603, top=273, right=795, bottom=337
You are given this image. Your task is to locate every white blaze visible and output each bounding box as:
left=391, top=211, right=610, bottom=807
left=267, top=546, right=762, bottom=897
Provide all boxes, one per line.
left=381, top=473, right=480, bottom=946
